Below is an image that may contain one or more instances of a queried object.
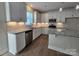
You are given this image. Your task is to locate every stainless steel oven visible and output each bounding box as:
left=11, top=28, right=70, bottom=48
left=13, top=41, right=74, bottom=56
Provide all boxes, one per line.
left=49, top=19, right=56, bottom=28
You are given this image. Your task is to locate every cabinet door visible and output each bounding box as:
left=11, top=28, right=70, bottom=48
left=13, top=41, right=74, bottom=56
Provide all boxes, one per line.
left=41, top=13, right=48, bottom=23
left=9, top=2, right=26, bottom=21
left=72, top=10, right=79, bottom=17
left=8, top=33, right=17, bottom=55
left=42, top=28, right=48, bottom=34
left=16, top=32, right=25, bottom=52
left=33, top=28, right=41, bottom=40
left=33, top=29, right=38, bottom=40
left=37, top=28, right=41, bottom=36
left=37, top=12, right=41, bottom=23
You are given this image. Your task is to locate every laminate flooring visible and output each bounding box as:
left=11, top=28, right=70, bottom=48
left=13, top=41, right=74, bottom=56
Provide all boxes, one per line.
left=17, top=34, right=71, bottom=56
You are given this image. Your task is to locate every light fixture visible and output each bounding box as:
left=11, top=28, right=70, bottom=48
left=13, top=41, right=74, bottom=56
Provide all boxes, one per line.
left=30, top=4, right=32, bottom=7
left=7, top=21, right=17, bottom=26
left=33, top=23, right=36, bottom=25
left=32, top=23, right=37, bottom=27
left=56, top=22, right=64, bottom=28
left=76, top=4, right=79, bottom=10
left=57, top=29, right=62, bottom=32
left=18, top=22, right=24, bottom=25
left=37, top=23, right=41, bottom=27
left=42, top=23, right=44, bottom=25
left=59, top=8, right=62, bottom=12
left=45, top=23, right=48, bottom=25
left=27, top=4, right=32, bottom=11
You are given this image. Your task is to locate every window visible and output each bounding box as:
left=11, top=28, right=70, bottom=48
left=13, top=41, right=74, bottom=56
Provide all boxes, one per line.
left=26, top=11, right=33, bottom=25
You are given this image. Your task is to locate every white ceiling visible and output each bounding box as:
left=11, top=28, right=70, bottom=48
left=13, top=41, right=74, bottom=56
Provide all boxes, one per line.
left=26, top=2, right=79, bottom=12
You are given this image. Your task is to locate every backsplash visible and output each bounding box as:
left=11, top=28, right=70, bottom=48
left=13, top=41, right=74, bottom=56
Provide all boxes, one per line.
left=32, top=23, right=49, bottom=28
left=7, top=21, right=26, bottom=30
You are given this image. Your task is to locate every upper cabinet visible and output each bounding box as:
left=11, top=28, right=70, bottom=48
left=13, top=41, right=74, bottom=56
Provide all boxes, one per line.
left=33, top=11, right=41, bottom=23
left=37, top=11, right=41, bottom=23
left=5, top=2, right=26, bottom=22
left=41, top=13, right=48, bottom=23
left=72, top=10, right=79, bottom=17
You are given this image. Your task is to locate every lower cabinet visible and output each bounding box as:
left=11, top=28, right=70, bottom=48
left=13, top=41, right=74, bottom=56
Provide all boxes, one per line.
left=33, top=28, right=42, bottom=40
left=41, top=28, right=48, bottom=34
left=8, top=32, right=25, bottom=55
left=48, top=34, right=79, bottom=56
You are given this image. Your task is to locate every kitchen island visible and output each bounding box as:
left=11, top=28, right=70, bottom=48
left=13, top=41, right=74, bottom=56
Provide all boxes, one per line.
left=48, top=28, right=79, bottom=56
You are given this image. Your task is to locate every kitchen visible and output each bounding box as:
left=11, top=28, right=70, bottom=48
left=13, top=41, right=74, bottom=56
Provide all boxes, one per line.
left=0, top=2, right=79, bottom=56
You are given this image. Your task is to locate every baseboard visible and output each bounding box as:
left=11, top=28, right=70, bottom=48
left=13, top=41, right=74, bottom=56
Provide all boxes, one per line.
left=0, top=48, right=8, bottom=55
left=33, top=34, right=42, bottom=40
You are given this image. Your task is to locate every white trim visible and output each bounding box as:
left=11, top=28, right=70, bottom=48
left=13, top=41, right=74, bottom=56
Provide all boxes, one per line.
left=5, top=2, right=11, bottom=21
left=0, top=49, right=8, bottom=55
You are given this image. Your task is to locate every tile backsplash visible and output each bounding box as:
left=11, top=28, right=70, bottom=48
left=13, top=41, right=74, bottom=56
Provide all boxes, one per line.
left=7, top=21, right=26, bottom=30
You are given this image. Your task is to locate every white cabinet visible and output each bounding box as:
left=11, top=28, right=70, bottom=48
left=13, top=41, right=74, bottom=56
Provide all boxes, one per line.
left=41, top=13, right=48, bottom=23
left=48, top=34, right=79, bottom=56
left=37, top=11, right=41, bottom=23
left=41, top=13, right=49, bottom=34
left=41, top=28, right=48, bottom=34
left=10, top=2, right=26, bottom=21
left=5, top=2, right=26, bottom=22
left=33, top=28, right=41, bottom=40
left=72, top=10, right=79, bottom=17
left=16, top=32, right=25, bottom=52
left=8, top=32, right=25, bottom=55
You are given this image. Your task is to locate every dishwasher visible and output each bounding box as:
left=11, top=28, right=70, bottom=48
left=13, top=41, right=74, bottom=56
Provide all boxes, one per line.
left=25, top=30, right=32, bottom=46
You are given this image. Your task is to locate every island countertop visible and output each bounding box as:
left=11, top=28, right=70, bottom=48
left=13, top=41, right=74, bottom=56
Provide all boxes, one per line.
left=48, top=28, right=79, bottom=38
left=48, top=28, right=79, bottom=56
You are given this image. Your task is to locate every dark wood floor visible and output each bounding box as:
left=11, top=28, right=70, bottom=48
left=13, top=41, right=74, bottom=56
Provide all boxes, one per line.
left=17, top=34, right=71, bottom=56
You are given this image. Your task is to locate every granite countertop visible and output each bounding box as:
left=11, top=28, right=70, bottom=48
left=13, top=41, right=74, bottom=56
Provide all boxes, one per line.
left=48, top=28, right=79, bottom=38
left=32, top=26, right=48, bottom=29
left=7, top=28, right=32, bottom=34
left=7, top=26, right=48, bottom=34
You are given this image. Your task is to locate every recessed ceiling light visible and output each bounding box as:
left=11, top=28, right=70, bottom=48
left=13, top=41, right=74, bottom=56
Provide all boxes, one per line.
left=76, top=5, right=79, bottom=10
left=59, top=8, right=62, bottom=12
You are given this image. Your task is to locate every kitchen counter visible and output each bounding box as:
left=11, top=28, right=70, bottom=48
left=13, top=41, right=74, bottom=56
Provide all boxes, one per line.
left=48, top=28, right=79, bottom=38
left=32, top=26, right=48, bottom=29
left=8, top=28, right=32, bottom=34
left=48, top=28, right=79, bottom=56
left=7, top=26, right=48, bottom=34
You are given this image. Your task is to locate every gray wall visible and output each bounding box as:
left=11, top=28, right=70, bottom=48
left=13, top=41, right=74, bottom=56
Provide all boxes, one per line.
left=0, top=2, right=8, bottom=55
